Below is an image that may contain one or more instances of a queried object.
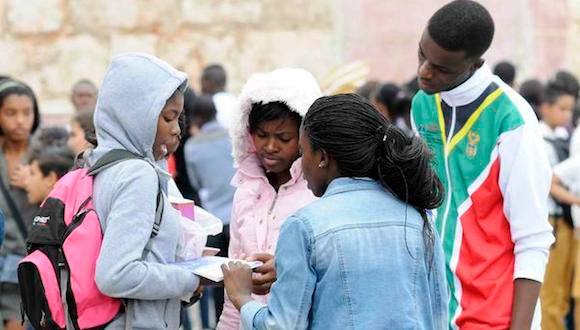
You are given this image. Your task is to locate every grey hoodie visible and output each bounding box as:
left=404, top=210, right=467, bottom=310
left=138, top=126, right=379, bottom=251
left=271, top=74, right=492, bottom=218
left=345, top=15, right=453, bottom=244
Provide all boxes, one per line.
left=89, top=53, right=198, bottom=329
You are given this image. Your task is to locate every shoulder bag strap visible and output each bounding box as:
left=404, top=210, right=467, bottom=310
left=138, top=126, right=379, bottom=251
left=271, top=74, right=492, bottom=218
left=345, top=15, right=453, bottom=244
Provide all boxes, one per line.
left=0, top=173, right=27, bottom=240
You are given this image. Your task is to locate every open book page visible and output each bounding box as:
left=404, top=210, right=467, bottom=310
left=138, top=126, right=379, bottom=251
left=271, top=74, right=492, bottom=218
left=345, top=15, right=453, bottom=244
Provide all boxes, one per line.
left=173, top=256, right=263, bottom=282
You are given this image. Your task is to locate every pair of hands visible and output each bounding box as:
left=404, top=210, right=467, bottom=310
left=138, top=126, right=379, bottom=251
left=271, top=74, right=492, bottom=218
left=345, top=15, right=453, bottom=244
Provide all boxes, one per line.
left=221, top=253, right=276, bottom=310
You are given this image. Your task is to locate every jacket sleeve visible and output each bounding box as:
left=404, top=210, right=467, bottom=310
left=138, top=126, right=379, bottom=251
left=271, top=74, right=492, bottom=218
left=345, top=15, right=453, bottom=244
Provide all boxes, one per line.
left=241, top=216, right=316, bottom=330
left=498, top=125, right=554, bottom=282
left=95, top=161, right=198, bottom=300
left=217, top=190, right=243, bottom=330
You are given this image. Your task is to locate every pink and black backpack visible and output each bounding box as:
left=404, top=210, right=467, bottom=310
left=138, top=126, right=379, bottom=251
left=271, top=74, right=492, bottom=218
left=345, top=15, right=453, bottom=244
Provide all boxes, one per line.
left=17, top=150, right=163, bottom=330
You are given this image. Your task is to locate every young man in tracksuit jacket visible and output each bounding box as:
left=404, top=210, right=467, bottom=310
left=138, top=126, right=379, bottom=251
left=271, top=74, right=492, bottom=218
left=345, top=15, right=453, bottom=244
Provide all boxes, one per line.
left=411, top=1, right=554, bottom=329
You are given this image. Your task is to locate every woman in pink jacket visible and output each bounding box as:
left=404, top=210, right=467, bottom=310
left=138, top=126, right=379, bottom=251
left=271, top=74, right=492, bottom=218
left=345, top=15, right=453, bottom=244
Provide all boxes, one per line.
left=217, top=68, right=320, bottom=329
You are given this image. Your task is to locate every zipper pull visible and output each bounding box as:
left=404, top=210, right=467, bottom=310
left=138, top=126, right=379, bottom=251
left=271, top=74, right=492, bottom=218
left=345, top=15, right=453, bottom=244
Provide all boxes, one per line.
left=57, top=248, right=66, bottom=268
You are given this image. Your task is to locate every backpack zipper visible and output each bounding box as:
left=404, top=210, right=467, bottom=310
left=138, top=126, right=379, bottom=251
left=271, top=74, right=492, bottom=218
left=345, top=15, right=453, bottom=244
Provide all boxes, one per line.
left=62, top=209, right=92, bottom=241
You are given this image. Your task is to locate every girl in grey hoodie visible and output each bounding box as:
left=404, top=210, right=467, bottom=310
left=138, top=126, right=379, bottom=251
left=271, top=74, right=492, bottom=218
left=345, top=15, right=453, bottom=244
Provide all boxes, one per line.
left=90, top=53, right=199, bottom=329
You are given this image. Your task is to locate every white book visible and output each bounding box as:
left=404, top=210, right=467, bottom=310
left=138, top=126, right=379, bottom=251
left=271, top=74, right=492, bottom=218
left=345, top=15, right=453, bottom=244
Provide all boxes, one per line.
left=173, top=256, right=263, bottom=282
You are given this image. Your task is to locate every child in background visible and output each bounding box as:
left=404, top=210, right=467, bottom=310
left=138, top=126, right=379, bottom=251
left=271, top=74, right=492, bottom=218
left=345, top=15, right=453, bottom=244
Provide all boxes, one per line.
left=68, top=109, right=95, bottom=157
left=217, top=68, right=320, bottom=329
left=372, top=83, right=413, bottom=135
left=25, top=126, right=69, bottom=179
left=30, top=126, right=69, bottom=152
left=24, top=146, right=75, bottom=204
left=540, top=80, right=576, bottom=166
left=551, top=154, right=580, bottom=329
left=519, top=79, right=545, bottom=121
left=539, top=79, right=577, bottom=329
left=0, top=79, right=40, bottom=330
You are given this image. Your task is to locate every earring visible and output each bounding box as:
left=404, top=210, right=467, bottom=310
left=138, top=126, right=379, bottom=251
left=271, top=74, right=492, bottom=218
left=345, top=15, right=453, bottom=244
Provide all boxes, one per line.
left=318, top=163, right=324, bottom=168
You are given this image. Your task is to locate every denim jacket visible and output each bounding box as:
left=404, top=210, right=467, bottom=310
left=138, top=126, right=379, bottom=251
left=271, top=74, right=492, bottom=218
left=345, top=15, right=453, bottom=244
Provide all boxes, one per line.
left=240, top=177, right=448, bottom=329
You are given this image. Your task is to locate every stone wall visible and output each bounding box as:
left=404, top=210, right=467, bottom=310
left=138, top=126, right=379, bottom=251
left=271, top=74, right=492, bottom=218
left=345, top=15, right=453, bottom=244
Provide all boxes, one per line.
left=0, top=0, right=578, bottom=124
left=0, top=0, right=339, bottom=123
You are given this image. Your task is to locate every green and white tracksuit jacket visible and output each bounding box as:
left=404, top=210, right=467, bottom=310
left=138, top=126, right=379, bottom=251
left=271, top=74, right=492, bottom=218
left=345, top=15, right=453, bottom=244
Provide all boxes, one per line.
left=411, top=65, right=554, bottom=329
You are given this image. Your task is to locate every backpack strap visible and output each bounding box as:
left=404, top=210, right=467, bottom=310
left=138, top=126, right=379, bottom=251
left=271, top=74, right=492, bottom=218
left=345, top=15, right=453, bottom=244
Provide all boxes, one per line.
left=61, top=267, right=75, bottom=330
left=87, top=149, right=164, bottom=249
left=144, top=178, right=164, bottom=255
left=87, top=149, right=142, bottom=176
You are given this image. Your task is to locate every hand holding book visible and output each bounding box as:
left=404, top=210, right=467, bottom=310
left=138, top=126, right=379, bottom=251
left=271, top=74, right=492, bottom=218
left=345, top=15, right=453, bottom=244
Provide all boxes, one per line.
left=173, top=256, right=263, bottom=283
left=248, top=253, right=276, bottom=295
left=221, top=260, right=255, bottom=311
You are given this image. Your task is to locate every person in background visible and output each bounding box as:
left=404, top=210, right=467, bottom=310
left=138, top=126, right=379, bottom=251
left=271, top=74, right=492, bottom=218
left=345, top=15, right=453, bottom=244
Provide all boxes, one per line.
left=355, top=80, right=380, bottom=101
left=30, top=126, right=69, bottom=154
left=550, top=153, right=580, bottom=330
left=184, top=95, right=235, bottom=225
left=411, top=1, right=553, bottom=328
left=538, top=79, right=577, bottom=330
left=372, top=83, right=413, bottom=136
left=68, top=109, right=95, bottom=158
left=172, top=87, right=201, bottom=206
left=554, top=71, right=579, bottom=101
left=183, top=95, right=236, bottom=326
left=200, top=64, right=237, bottom=129
left=222, top=93, right=448, bottom=329
left=539, top=80, right=575, bottom=167
left=24, top=146, right=75, bottom=204
left=70, top=79, right=98, bottom=112
left=403, top=75, right=421, bottom=97
left=217, top=68, right=320, bottom=329
left=520, top=79, right=545, bottom=120
left=493, top=60, right=516, bottom=87
left=553, top=70, right=580, bottom=156
left=372, top=83, right=400, bottom=119
left=0, top=79, right=40, bottom=330
left=171, top=87, right=198, bottom=330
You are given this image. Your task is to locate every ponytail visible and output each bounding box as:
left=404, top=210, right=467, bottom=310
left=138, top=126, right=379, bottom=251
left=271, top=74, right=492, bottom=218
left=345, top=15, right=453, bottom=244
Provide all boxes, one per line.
left=375, top=125, right=444, bottom=210
left=303, top=93, right=444, bottom=212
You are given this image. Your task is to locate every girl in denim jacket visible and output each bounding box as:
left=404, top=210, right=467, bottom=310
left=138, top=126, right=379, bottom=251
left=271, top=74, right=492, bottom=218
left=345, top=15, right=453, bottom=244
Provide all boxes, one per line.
left=223, top=94, right=449, bottom=329
left=217, top=68, right=321, bottom=329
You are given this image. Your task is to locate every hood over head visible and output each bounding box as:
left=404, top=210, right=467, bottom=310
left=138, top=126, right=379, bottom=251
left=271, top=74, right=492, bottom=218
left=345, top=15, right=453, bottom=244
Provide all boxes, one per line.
left=231, top=68, right=321, bottom=165
left=90, top=53, right=188, bottom=165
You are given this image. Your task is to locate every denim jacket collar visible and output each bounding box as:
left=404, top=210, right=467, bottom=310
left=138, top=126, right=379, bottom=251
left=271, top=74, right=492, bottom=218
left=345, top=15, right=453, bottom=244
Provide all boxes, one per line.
left=323, top=177, right=384, bottom=198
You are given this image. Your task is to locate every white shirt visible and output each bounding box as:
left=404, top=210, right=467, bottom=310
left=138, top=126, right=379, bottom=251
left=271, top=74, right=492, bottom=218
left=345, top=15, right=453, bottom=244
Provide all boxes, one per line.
left=539, top=121, right=569, bottom=215
left=539, top=121, right=569, bottom=165
left=570, top=125, right=580, bottom=157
